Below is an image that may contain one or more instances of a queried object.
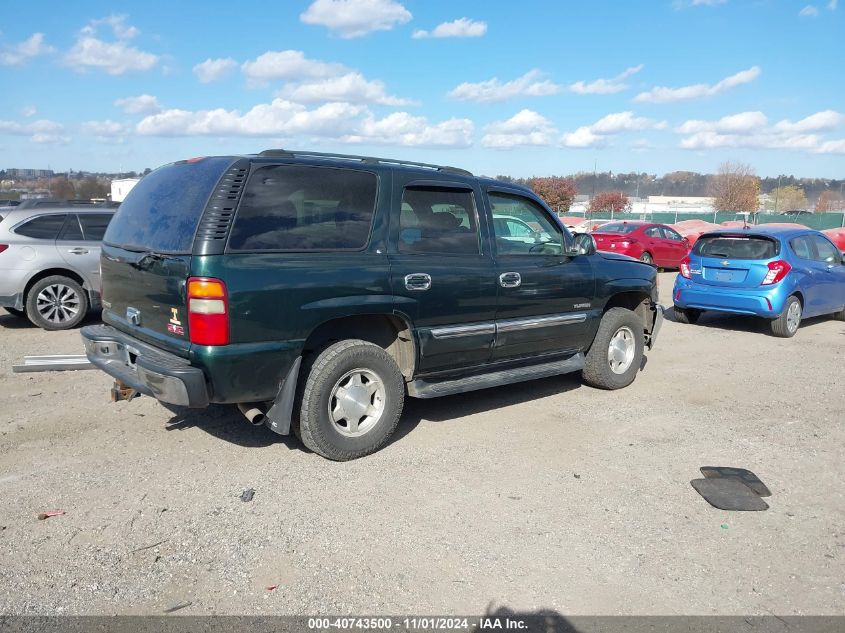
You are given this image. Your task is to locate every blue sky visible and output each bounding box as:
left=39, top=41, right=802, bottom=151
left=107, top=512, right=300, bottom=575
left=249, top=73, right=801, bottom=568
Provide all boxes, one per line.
left=1, top=0, right=843, bottom=178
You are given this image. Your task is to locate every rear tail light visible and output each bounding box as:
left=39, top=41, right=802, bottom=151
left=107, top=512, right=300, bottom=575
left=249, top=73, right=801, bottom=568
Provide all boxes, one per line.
left=761, top=260, right=792, bottom=285
left=613, top=240, right=634, bottom=249
left=187, top=277, right=229, bottom=345
left=679, top=256, right=691, bottom=279
left=0, top=244, right=8, bottom=254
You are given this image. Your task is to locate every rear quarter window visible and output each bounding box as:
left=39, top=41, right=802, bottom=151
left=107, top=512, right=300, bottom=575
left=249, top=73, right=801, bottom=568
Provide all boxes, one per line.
left=693, top=235, right=779, bottom=260
left=104, top=157, right=234, bottom=253
left=228, top=165, right=377, bottom=252
left=14, top=214, right=68, bottom=239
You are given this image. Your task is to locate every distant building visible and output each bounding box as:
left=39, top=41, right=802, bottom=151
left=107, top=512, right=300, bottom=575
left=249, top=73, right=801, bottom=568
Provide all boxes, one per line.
left=647, top=195, right=714, bottom=207
left=111, top=178, right=141, bottom=202
left=7, top=168, right=54, bottom=179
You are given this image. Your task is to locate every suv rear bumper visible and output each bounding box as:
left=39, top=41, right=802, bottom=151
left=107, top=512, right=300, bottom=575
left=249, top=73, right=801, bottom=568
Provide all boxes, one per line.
left=81, top=324, right=210, bottom=408
left=674, top=278, right=783, bottom=317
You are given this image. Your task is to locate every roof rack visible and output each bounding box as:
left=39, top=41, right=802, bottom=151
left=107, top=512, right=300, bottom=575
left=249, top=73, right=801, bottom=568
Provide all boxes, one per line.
left=257, top=149, right=473, bottom=177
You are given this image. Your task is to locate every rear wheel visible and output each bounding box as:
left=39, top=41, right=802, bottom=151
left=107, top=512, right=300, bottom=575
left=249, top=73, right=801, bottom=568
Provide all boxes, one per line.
left=296, top=339, right=405, bottom=461
left=583, top=308, right=645, bottom=390
left=771, top=295, right=801, bottom=338
left=673, top=306, right=701, bottom=325
left=639, top=252, right=653, bottom=265
left=3, top=307, right=27, bottom=319
left=25, top=276, right=88, bottom=331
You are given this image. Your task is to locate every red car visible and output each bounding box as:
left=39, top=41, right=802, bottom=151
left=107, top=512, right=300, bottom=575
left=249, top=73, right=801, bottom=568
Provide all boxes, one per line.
left=592, top=221, right=691, bottom=268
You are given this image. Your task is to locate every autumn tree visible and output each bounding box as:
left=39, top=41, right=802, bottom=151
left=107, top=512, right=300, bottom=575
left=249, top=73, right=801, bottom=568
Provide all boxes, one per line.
left=589, top=191, right=631, bottom=214
left=76, top=176, right=109, bottom=200
left=764, top=185, right=808, bottom=213
left=528, top=176, right=577, bottom=213
left=709, top=161, right=760, bottom=213
left=49, top=177, right=75, bottom=199
left=815, top=190, right=843, bottom=213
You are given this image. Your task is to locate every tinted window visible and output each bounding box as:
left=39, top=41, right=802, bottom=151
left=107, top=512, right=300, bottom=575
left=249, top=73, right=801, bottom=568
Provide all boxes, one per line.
left=229, top=165, right=377, bottom=251
left=693, top=235, right=779, bottom=260
left=811, top=235, right=840, bottom=264
left=661, top=227, right=683, bottom=241
left=14, top=214, right=67, bottom=239
left=644, top=226, right=661, bottom=238
left=789, top=236, right=813, bottom=260
left=489, top=192, right=563, bottom=256
left=58, top=214, right=83, bottom=240
left=594, top=223, right=639, bottom=234
left=79, top=213, right=113, bottom=241
left=399, top=187, right=479, bottom=255
left=104, top=157, right=233, bottom=253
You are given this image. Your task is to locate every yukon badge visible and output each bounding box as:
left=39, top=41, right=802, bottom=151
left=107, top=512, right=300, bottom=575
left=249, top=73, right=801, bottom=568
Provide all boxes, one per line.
left=126, top=307, right=141, bottom=326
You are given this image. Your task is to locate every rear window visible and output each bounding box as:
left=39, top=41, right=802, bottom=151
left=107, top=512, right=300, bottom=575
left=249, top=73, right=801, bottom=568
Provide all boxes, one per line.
left=228, top=165, right=377, bottom=252
left=693, top=235, right=779, bottom=260
left=14, top=214, right=67, bottom=239
left=104, top=157, right=233, bottom=253
left=594, top=223, right=639, bottom=234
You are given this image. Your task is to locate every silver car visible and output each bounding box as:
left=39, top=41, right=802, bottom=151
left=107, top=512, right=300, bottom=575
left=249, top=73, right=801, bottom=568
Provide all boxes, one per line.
left=0, top=206, right=115, bottom=330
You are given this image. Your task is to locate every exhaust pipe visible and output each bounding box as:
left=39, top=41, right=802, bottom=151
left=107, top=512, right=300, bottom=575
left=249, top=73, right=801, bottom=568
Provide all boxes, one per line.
left=238, top=403, right=267, bottom=426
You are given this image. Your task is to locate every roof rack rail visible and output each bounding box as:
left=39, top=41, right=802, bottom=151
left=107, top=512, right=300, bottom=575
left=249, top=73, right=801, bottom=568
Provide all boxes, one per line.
left=256, top=149, right=473, bottom=177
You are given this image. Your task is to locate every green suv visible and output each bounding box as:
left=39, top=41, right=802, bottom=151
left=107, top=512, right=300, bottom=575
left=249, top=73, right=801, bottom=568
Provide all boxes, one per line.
left=82, top=150, right=663, bottom=460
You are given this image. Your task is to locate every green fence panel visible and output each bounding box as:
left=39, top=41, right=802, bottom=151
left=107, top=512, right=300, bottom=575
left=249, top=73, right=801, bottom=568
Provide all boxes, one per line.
left=577, top=211, right=845, bottom=229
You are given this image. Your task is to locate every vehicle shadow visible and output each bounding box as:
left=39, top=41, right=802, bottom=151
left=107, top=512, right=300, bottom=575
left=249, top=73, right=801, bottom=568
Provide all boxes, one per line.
left=471, top=606, right=580, bottom=633
left=389, top=372, right=583, bottom=447
left=162, top=403, right=300, bottom=451
left=665, top=305, right=832, bottom=335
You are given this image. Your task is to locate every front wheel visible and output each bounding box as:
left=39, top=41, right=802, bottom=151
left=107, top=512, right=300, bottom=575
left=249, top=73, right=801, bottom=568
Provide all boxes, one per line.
left=296, top=339, right=405, bottom=461
left=583, top=308, right=645, bottom=390
left=771, top=295, right=801, bottom=338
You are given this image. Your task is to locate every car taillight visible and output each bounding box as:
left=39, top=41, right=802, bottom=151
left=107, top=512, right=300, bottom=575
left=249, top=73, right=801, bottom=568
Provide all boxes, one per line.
left=761, top=260, right=792, bottom=285
left=613, top=240, right=633, bottom=249
left=679, top=256, right=691, bottom=279
left=187, top=277, right=229, bottom=345
left=0, top=244, right=8, bottom=254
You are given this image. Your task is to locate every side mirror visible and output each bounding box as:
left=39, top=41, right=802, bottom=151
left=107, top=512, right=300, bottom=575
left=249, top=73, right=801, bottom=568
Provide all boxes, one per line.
left=571, top=232, right=597, bottom=256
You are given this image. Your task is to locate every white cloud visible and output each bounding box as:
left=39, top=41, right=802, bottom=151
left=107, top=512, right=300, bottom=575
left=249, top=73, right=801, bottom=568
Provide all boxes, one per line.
left=774, top=110, right=844, bottom=133
left=829, top=0, right=838, bottom=10
left=193, top=57, right=238, bottom=83
left=82, top=119, right=130, bottom=143
left=675, top=111, right=768, bottom=135
left=448, top=69, right=560, bottom=103
left=633, top=66, right=760, bottom=103
left=114, top=94, right=162, bottom=115
left=0, top=118, right=68, bottom=144
left=0, top=33, right=54, bottom=66
left=412, top=18, right=487, bottom=39
left=277, top=72, right=414, bottom=106
left=64, top=16, right=158, bottom=75
left=817, top=139, right=845, bottom=153
left=300, top=0, right=412, bottom=38
left=21, top=105, right=37, bottom=117
left=675, top=109, right=845, bottom=153
left=799, top=4, right=819, bottom=16
left=481, top=110, right=557, bottom=148
left=135, top=98, right=471, bottom=148
left=341, top=112, right=473, bottom=147
left=561, top=111, right=663, bottom=148
left=241, top=50, right=345, bottom=85
left=569, top=64, right=643, bottom=95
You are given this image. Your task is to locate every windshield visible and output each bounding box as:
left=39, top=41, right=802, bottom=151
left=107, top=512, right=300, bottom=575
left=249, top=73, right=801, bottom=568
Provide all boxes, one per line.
left=103, top=157, right=233, bottom=253
left=693, top=235, right=779, bottom=260
left=594, top=223, right=640, bottom=234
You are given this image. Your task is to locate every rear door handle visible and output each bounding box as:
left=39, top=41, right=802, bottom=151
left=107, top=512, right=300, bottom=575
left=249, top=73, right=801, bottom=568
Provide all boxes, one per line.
left=67, top=248, right=89, bottom=255
left=499, top=271, right=522, bottom=288
left=404, top=273, right=431, bottom=291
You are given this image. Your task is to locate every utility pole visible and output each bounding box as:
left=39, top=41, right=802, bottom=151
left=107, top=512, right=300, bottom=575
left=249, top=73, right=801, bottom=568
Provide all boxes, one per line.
left=773, top=175, right=782, bottom=214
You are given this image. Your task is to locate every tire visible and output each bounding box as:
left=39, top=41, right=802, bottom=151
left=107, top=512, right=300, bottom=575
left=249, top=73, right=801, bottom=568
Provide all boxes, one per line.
left=639, top=252, right=653, bottom=265
left=771, top=295, right=801, bottom=338
left=25, top=275, right=88, bottom=331
left=673, top=306, right=700, bottom=325
left=583, top=308, right=645, bottom=390
left=296, top=339, right=405, bottom=461
left=3, top=307, right=27, bottom=319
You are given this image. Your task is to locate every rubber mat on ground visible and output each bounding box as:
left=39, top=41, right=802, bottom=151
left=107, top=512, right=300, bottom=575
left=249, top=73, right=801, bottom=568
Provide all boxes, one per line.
left=700, top=466, right=771, bottom=497
left=690, top=477, right=770, bottom=511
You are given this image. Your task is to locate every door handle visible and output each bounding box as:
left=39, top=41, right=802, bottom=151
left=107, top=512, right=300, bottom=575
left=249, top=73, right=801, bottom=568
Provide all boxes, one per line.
left=404, top=273, right=432, bottom=291
left=499, top=271, right=522, bottom=288
left=67, top=248, right=89, bottom=255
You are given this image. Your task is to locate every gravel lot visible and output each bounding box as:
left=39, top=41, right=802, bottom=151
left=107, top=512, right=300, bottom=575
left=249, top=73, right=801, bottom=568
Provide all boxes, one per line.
left=1, top=271, right=843, bottom=616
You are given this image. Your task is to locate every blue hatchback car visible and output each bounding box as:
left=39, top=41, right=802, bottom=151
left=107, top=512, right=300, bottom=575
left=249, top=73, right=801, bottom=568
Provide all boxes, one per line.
left=673, top=226, right=845, bottom=337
